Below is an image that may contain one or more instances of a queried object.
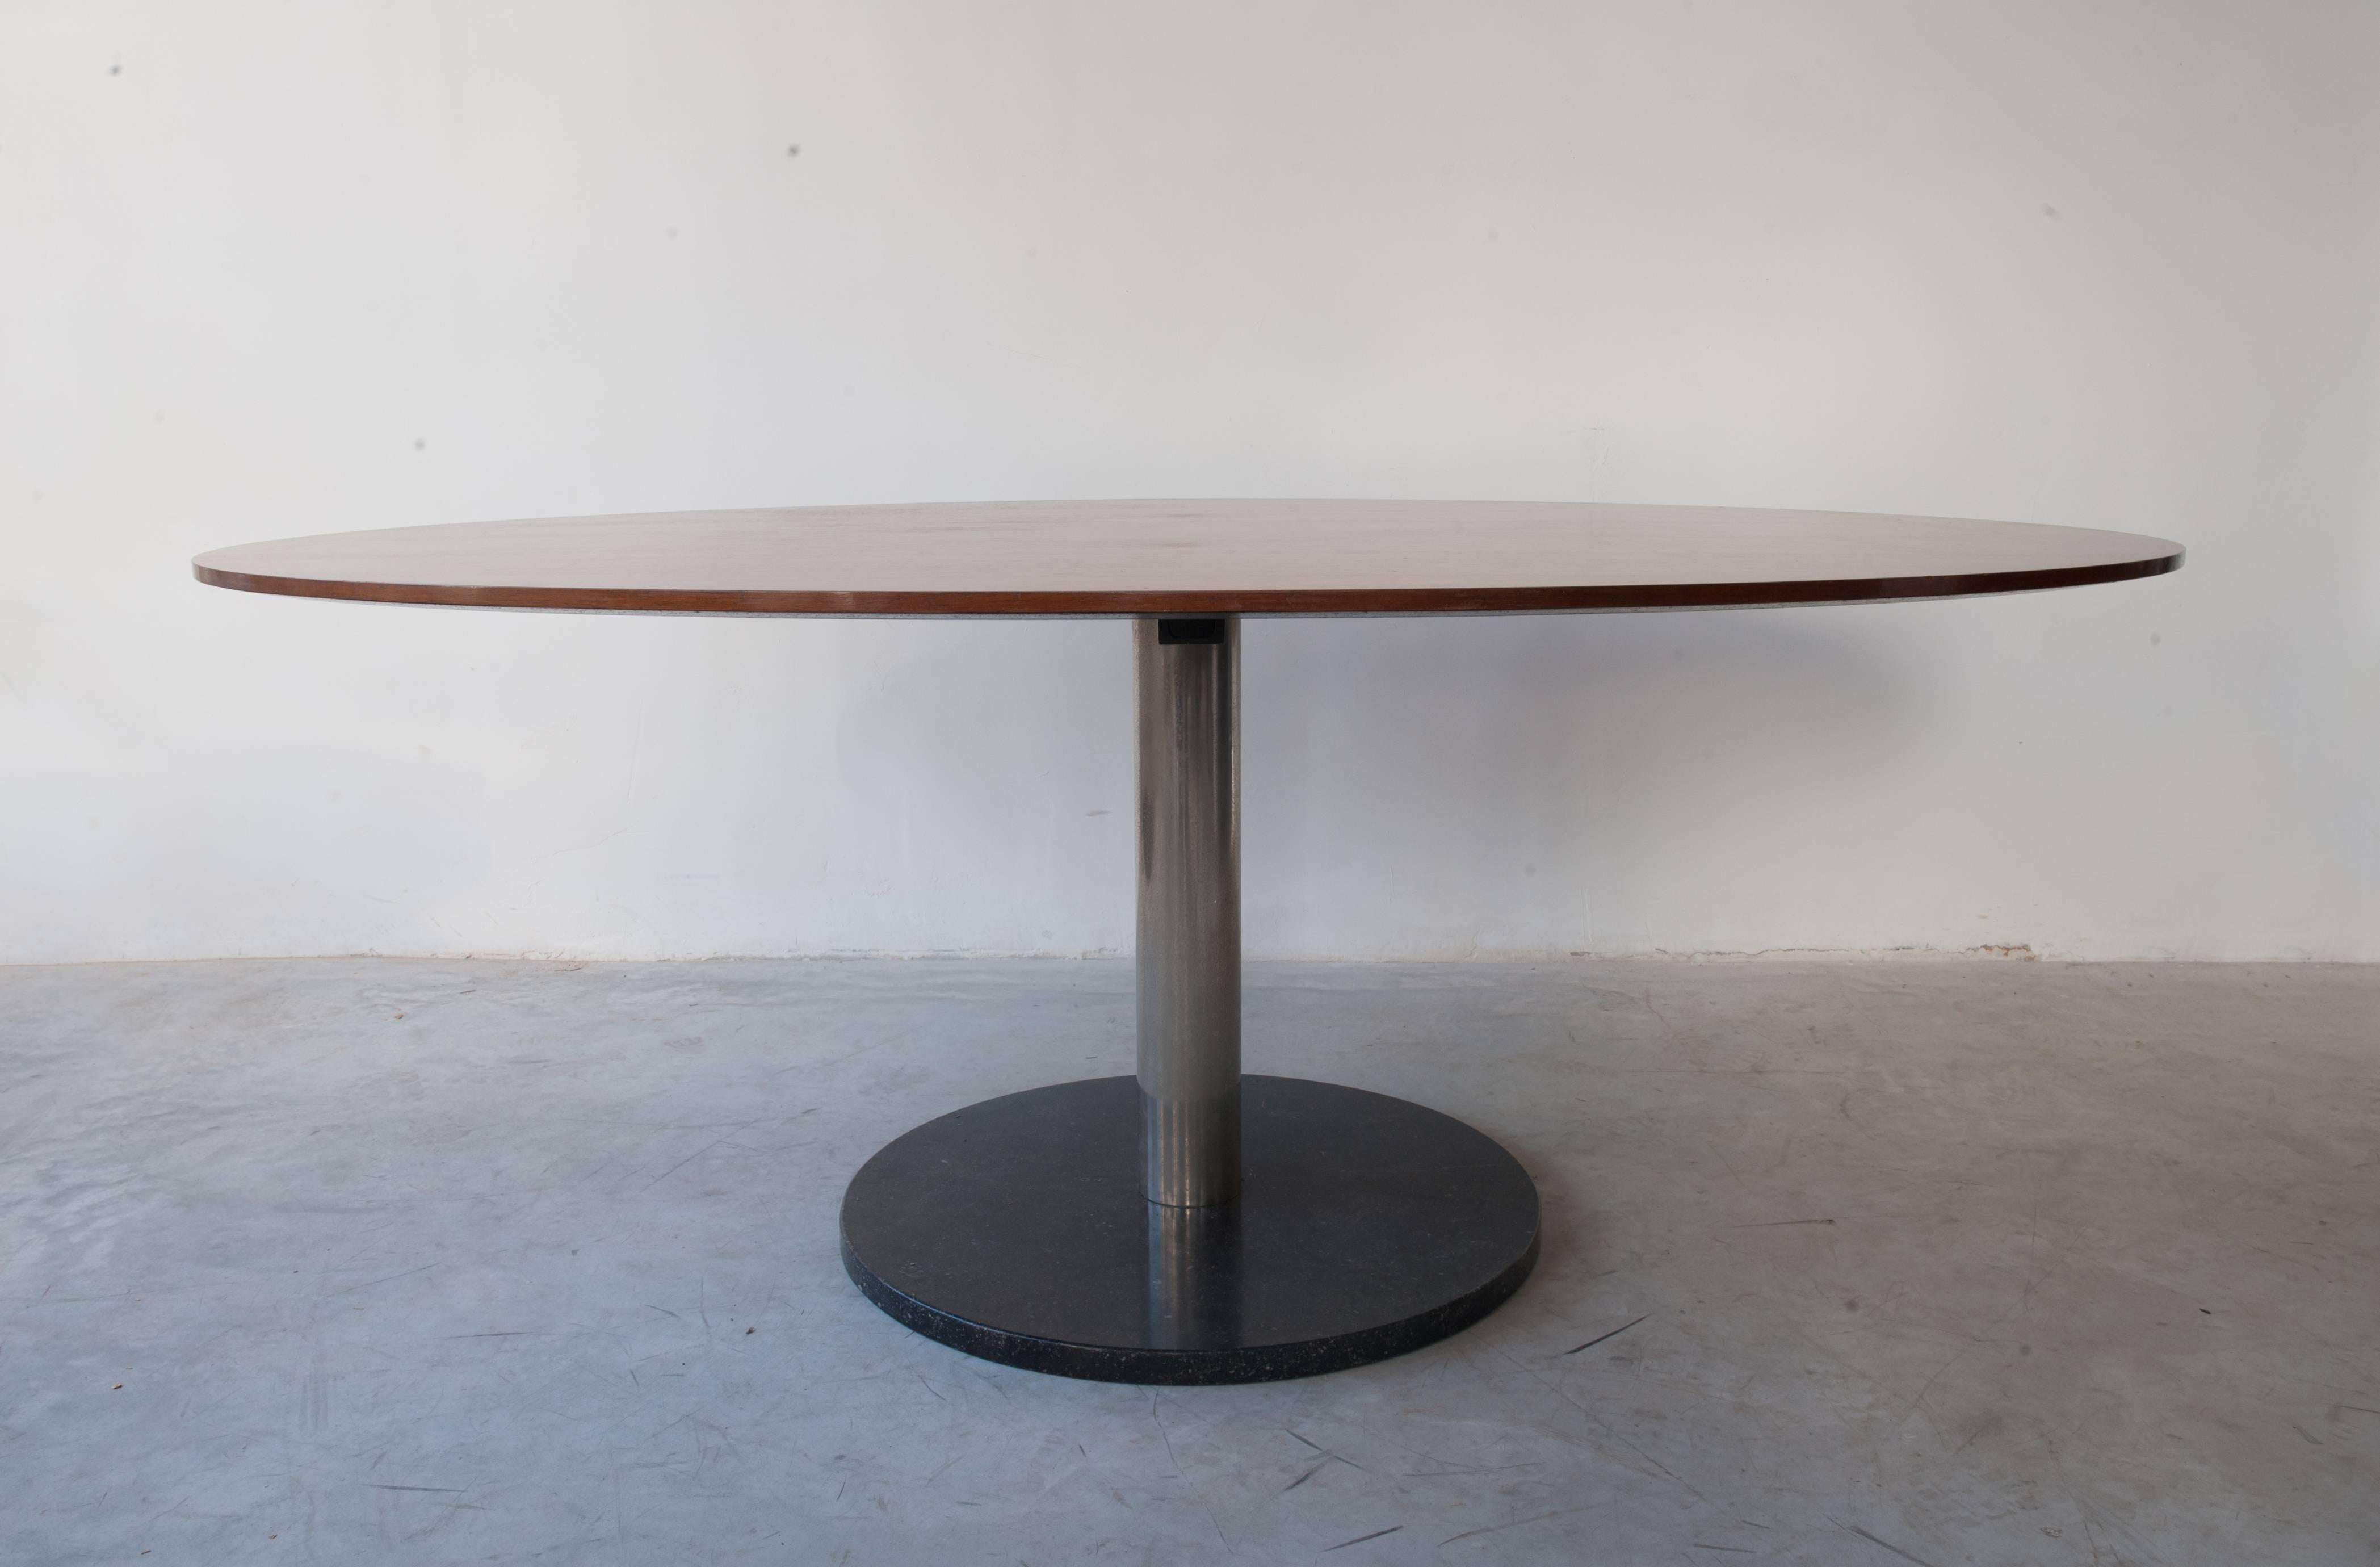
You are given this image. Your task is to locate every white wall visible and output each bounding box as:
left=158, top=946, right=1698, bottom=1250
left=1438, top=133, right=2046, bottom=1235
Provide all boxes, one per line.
left=4, top=1, right=2374, bottom=965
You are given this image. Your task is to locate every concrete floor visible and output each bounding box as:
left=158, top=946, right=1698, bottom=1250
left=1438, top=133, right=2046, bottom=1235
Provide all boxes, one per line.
left=1, top=959, right=2374, bottom=1566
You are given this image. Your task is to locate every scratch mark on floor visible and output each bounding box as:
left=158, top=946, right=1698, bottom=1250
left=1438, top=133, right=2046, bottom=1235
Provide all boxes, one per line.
left=324, top=1263, right=435, bottom=1298
left=1149, top=1391, right=1181, bottom=1477
left=1564, top=1314, right=1648, bottom=1355
left=649, top=1132, right=737, bottom=1188
left=1890, top=1348, right=1966, bottom=1433
left=1492, top=1345, right=1707, bottom=1502
left=1836, top=1520, right=1944, bottom=1567
left=1323, top=1524, right=1401, bottom=1551
left=1438, top=1506, right=1597, bottom=1545
left=1642, top=988, right=1674, bottom=1032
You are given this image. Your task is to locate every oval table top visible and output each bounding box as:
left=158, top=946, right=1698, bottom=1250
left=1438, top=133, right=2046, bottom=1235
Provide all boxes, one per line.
left=192, top=500, right=2181, bottom=617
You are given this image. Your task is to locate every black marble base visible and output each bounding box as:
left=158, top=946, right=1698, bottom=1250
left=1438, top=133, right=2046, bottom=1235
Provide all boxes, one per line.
left=839, top=1075, right=1540, bottom=1384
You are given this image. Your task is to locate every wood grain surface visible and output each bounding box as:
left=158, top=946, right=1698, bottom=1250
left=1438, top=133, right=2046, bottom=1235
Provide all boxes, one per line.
left=192, top=500, right=2182, bottom=617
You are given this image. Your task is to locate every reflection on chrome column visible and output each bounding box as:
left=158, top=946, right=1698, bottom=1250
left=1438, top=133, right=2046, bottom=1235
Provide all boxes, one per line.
left=1145, top=1196, right=1245, bottom=1351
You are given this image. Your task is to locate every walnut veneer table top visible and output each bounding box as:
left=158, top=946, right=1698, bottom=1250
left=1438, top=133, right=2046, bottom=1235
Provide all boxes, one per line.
left=193, top=499, right=2182, bottom=617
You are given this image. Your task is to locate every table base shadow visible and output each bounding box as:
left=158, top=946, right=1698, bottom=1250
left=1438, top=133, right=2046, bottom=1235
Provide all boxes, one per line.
left=839, top=1075, right=1540, bottom=1384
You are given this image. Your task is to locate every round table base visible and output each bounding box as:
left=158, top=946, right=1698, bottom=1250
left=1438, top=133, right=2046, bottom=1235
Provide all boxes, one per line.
left=840, top=1075, right=1539, bottom=1384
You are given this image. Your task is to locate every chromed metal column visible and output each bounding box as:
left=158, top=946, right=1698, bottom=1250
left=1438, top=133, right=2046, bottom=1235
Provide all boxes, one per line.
left=1136, top=615, right=1241, bottom=1208
left=1145, top=1198, right=1243, bottom=1348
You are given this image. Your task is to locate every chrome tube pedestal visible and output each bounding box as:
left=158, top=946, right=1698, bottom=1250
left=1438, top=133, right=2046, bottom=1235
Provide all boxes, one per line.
left=839, top=618, right=1540, bottom=1384
left=1135, top=616, right=1242, bottom=1208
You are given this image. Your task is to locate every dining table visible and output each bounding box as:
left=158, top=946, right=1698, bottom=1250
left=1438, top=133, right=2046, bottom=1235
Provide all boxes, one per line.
left=195, top=498, right=2182, bottom=1384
